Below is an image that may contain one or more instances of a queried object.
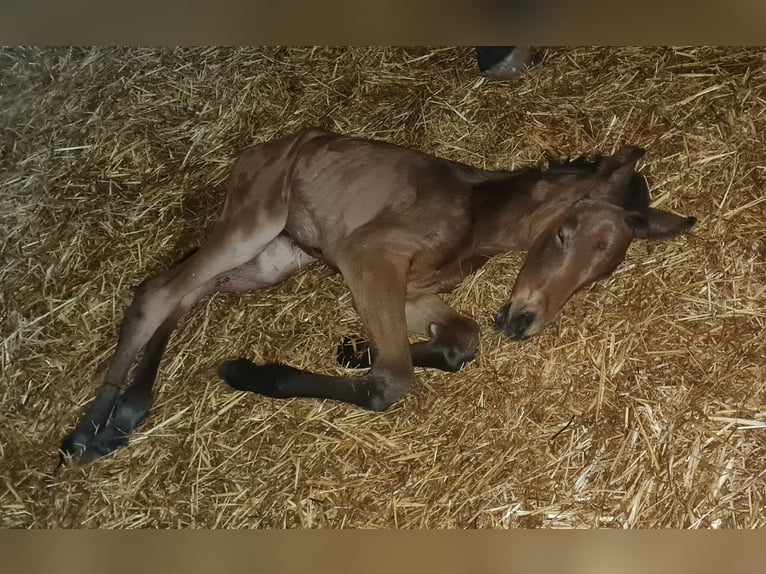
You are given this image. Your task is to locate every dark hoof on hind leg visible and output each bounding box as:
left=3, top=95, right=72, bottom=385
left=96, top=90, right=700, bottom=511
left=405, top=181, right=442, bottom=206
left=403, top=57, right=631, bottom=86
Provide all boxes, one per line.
left=59, top=389, right=151, bottom=466
left=336, top=337, right=372, bottom=369
left=219, top=358, right=301, bottom=398
left=59, top=431, right=89, bottom=465
left=59, top=426, right=130, bottom=466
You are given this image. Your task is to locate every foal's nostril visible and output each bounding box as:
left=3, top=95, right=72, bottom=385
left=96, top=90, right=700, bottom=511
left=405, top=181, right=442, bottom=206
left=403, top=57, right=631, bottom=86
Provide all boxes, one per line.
left=507, top=311, right=535, bottom=340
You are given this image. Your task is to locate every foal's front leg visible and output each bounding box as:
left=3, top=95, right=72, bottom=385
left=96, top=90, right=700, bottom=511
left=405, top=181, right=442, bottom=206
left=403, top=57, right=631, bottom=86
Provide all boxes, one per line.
left=338, top=294, right=481, bottom=372
left=219, top=251, right=414, bottom=411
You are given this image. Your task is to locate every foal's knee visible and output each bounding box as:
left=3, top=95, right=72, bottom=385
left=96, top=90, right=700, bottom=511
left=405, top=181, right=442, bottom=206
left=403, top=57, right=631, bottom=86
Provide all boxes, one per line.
left=365, top=365, right=413, bottom=411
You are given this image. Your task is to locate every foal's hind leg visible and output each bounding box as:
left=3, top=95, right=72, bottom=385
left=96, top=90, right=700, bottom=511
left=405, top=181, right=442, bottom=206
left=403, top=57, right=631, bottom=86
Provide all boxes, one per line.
left=61, top=300, right=191, bottom=464
left=60, top=204, right=297, bottom=463
left=61, top=235, right=314, bottom=464
left=337, top=294, right=480, bottom=372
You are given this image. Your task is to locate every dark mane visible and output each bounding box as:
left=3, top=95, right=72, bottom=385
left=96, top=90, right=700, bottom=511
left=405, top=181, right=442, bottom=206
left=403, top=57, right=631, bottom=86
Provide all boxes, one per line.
left=547, top=154, right=651, bottom=214
left=467, top=153, right=652, bottom=215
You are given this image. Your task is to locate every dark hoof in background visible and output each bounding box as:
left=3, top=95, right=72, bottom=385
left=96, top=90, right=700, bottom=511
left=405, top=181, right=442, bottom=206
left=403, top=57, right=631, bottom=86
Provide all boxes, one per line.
left=336, top=337, right=372, bottom=369
left=477, top=46, right=542, bottom=81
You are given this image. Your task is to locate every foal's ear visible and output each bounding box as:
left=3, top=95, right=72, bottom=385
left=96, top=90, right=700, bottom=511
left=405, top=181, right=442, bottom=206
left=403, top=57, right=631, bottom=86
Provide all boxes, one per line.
left=625, top=208, right=697, bottom=240
left=606, top=146, right=646, bottom=189
left=596, top=146, right=646, bottom=199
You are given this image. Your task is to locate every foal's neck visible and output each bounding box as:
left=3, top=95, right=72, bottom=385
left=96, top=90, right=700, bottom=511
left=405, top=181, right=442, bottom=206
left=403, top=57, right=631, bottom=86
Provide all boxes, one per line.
left=469, top=171, right=589, bottom=253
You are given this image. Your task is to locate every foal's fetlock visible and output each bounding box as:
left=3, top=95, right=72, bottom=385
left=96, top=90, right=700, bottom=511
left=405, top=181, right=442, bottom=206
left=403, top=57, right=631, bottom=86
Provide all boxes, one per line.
left=364, top=370, right=412, bottom=411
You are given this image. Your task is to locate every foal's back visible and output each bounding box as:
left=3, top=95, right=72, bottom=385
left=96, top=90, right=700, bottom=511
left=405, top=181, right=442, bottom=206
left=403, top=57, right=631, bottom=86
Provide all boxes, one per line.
left=277, top=130, right=480, bottom=262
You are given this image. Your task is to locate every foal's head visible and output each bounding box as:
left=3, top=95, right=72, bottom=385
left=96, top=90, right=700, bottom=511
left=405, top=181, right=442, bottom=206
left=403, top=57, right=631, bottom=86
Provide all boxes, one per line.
left=495, top=146, right=696, bottom=340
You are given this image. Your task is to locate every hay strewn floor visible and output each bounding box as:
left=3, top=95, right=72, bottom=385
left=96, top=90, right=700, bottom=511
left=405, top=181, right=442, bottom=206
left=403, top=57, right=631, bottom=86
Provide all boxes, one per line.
left=1, top=47, right=764, bottom=528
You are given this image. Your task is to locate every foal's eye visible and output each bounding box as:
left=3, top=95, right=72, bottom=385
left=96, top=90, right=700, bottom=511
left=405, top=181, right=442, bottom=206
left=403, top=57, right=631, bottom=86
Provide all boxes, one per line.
left=557, top=227, right=566, bottom=245
left=595, top=240, right=609, bottom=252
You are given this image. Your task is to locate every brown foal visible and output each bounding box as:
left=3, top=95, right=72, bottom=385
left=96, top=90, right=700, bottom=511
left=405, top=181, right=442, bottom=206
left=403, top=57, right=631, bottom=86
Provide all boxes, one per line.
left=61, top=129, right=696, bottom=464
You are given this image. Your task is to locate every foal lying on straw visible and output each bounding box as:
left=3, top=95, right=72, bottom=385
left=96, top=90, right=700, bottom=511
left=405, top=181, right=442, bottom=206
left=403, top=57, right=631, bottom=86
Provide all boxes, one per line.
left=61, top=130, right=696, bottom=464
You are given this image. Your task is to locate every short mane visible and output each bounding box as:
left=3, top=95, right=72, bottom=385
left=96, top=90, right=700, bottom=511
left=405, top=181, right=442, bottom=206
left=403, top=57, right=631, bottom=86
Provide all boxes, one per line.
left=547, top=154, right=651, bottom=214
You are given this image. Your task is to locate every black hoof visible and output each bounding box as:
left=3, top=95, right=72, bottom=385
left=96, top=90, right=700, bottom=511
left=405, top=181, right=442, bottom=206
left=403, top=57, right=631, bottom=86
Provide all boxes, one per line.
left=59, top=431, right=89, bottom=465
left=336, top=337, right=372, bottom=369
left=59, top=426, right=131, bottom=466
left=219, top=358, right=301, bottom=398
left=478, top=47, right=541, bottom=81
left=59, top=386, right=152, bottom=466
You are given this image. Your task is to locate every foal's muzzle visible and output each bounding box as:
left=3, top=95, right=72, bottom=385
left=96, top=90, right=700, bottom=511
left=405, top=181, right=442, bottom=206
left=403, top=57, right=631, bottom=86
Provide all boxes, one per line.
left=494, top=305, right=536, bottom=340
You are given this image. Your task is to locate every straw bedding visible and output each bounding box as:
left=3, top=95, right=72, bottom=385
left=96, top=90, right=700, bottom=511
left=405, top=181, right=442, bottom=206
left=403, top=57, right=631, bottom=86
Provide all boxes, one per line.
left=1, top=46, right=764, bottom=528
